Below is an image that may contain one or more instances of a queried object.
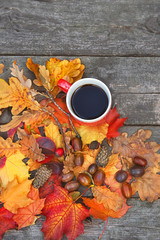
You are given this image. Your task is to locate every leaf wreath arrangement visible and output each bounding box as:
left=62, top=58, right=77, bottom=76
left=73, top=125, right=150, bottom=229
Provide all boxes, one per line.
left=0, top=58, right=160, bottom=240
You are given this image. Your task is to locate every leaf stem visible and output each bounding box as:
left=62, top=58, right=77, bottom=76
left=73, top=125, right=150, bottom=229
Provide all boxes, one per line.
left=74, top=184, right=94, bottom=202
left=98, top=218, right=109, bottom=240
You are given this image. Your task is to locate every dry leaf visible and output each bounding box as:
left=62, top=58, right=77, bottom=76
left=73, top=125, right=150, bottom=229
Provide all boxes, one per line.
left=0, top=151, right=30, bottom=188
left=131, top=168, right=160, bottom=202
left=63, top=153, right=75, bottom=174
left=92, top=185, right=124, bottom=212
left=39, top=65, right=51, bottom=91
left=0, top=78, right=40, bottom=115
left=0, top=178, right=33, bottom=214
left=19, top=133, right=45, bottom=162
left=77, top=123, right=109, bottom=146
left=0, top=136, right=20, bottom=158
left=45, top=122, right=63, bottom=149
left=111, top=129, right=160, bottom=169
left=0, top=110, right=49, bottom=132
left=0, top=64, right=4, bottom=74
left=10, top=62, right=32, bottom=89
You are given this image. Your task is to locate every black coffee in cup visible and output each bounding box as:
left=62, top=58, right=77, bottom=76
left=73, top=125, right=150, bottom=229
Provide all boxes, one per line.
left=71, top=84, right=108, bottom=120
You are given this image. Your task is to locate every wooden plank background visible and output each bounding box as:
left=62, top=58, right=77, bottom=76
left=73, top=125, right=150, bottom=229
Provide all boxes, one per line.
left=0, top=0, right=160, bottom=239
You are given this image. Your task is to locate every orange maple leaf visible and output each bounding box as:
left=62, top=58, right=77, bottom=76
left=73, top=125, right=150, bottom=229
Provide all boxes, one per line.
left=42, top=185, right=89, bottom=240
left=13, top=186, right=45, bottom=229
left=0, top=178, right=33, bottom=214
left=83, top=197, right=130, bottom=220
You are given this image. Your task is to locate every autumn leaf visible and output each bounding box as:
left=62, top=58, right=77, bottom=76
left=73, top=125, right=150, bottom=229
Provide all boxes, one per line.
left=0, top=78, right=40, bottom=115
left=26, top=58, right=40, bottom=79
left=131, top=168, right=160, bottom=202
left=63, top=153, right=75, bottom=174
left=83, top=197, right=130, bottom=220
left=0, top=64, right=4, bottom=74
left=27, top=57, right=85, bottom=97
left=105, top=106, right=127, bottom=139
left=0, top=110, right=49, bottom=132
left=42, top=185, right=89, bottom=240
left=0, top=207, right=17, bottom=240
left=92, top=185, right=124, bottom=212
left=10, top=62, right=32, bottom=89
left=45, top=122, right=63, bottom=148
left=83, top=197, right=109, bottom=221
left=77, top=123, right=109, bottom=146
left=111, top=129, right=160, bottom=169
left=0, top=151, right=30, bottom=188
left=13, top=186, right=45, bottom=229
left=0, top=136, right=20, bottom=158
left=0, top=178, right=33, bottom=213
left=18, top=131, right=45, bottom=162
left=103, top=154, right=122, bottom=191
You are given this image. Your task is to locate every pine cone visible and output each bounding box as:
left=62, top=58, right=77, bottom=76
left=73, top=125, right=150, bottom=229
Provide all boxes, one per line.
left=32, top=164, right=52, bottom=188
left=96, top=145, right=112, bottom=167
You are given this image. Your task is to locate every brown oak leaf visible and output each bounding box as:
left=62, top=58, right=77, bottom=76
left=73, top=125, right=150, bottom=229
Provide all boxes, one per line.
left=131, top=167, right=160, bottom=202
left=0, top=137, right=20, bottom=158
left=92, top=185, right=124, bottom=212
left=63, top=153, right=75, bottom=174
left=111, top=129, right=160, bottom=169
left=19, top=132, right=45, bottom=162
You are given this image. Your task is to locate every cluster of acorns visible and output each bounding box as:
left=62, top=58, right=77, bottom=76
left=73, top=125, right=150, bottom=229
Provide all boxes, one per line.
left=115, top=156, right=147, bottom=199
left=62, top=137, right=106, bottom=192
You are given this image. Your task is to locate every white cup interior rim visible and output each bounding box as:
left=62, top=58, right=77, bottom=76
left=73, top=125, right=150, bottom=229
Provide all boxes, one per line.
left=66, top=78, right=112, bottom=123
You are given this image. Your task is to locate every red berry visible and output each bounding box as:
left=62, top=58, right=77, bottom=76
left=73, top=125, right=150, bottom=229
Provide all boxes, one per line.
left=55, top=148, right=64, bottom=157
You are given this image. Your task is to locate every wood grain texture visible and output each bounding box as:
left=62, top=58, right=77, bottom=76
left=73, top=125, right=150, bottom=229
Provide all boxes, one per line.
left=2, top=199, right=160, bottom=240
left=0, top=56, right=159, bottom=125
left=0, top=0, right=160, bottom=56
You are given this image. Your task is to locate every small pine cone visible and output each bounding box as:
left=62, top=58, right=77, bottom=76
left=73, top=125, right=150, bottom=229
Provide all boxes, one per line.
left=32, top=164, right=52, bottom=188
left=96, top=145, right=112, bottom=167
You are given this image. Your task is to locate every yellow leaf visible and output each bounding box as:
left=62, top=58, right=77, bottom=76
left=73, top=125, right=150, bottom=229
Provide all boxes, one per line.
left=0, top=78, right=40, bottom=115
left=0, top=151, right=30, bottom=188
left=77, top=123, right=109, bottom=145
left=45, top=122, right=63, bottom=148
left=0, top=178, right=33, bottom=213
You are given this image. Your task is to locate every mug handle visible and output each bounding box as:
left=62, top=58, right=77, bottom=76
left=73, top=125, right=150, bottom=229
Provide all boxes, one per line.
left=57, top=79, right=72, bottom=93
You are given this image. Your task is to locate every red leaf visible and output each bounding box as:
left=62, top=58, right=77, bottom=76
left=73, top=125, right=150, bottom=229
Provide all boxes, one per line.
left=0, top=207, right=17, bottom=239
left=105, top=107, right=127, bottom=139
left=41, top=185, right=89, bottom=240
left=13, top=187, right=45, bottom=229
left=0, top=156, right=6, bottom=168
left=39, top=174, right=61, bottom=199
left=36, top=137, right=56, bottom=156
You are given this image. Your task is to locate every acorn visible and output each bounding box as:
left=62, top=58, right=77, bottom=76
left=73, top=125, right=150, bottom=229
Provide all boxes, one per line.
left=74, top=154, right=84, bottom=166
left=77, top=173, right=91, bottom=186
left=73, top=137, right=82, bottom=152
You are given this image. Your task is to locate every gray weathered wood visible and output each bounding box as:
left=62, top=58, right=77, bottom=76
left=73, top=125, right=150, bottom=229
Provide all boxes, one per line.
left=0, top=0, right=160, bottom=56
left=0, top=56, right=159, bottom=125
left=2, top=199, right=160, bottom=240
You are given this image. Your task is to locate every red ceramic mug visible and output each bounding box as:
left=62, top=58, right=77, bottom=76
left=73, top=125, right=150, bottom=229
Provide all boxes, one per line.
left=57, top=78, right=112, bottom=125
